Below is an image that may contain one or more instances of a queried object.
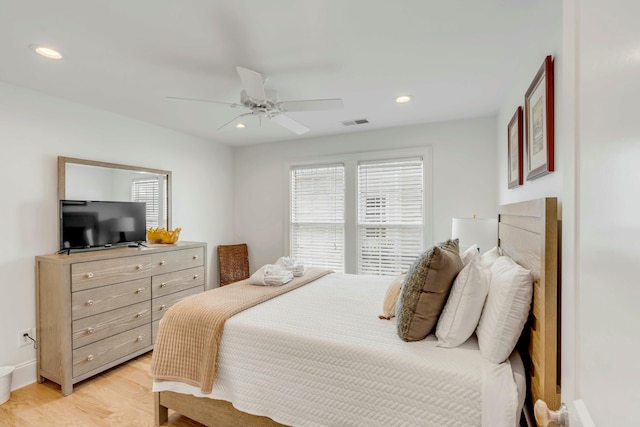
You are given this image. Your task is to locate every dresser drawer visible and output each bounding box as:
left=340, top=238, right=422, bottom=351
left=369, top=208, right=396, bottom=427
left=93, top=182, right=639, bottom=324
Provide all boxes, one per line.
left=72, top=300, right=151, bottom=349
left=71, top=254, right=153, bottom=291
left=71, top=278, right=150, bottom=320
left=73, top=324, right=151, bottom=378
left=152, top=285, right=203, bottom=322
left=151, top=247, right=204, bottom=275
left=152, top=266, right=205, bottom=298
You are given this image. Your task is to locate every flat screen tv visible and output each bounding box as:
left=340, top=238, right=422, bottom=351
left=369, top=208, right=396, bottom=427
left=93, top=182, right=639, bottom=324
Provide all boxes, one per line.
left=60, top=200, right=147, bottom=251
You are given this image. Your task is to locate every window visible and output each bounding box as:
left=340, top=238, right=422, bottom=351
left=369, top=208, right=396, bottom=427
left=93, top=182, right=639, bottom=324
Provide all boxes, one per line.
left=358, top=158, right=424, bottom=275
left=131, top=179, right=164, bottom=228
left=290, top=164, right=345, bottom=272
left=288, top=149, right=429, bottom=276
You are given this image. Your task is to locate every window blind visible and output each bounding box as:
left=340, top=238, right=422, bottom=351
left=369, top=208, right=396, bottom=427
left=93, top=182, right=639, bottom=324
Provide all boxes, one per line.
left=131, top=179, right=161, bottom=228
left=357, top=158, right=424, bottom=275
left=290, top=164, right=345, bottom=272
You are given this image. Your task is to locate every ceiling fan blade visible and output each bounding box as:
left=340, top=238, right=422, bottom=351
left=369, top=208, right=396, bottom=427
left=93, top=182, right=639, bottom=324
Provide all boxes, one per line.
left=279, top=98, right=343, bottom=112
left=270, top=114, right=310, bottom=135
left=217, top=112, right=253, bottom=131
left=165, top=96, right=242, bottom=108
left=236, top=66, right=267, bottom=102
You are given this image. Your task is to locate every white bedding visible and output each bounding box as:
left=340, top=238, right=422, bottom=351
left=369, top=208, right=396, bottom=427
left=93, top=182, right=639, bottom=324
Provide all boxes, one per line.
left=153, top=273, right=525, bottom=427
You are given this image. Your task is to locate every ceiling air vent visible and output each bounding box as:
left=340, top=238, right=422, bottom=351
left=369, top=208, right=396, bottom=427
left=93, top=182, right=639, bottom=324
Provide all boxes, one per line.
left=341, top=118, right=369, bottom=126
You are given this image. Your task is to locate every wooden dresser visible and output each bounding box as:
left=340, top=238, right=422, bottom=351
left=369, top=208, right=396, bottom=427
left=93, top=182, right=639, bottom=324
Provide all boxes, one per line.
left=35, top=241, right=207, bottom=395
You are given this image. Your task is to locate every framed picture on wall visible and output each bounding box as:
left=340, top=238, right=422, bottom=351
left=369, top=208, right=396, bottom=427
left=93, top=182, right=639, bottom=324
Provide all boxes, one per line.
left=508, top=106, right=523, bottom=189
left=524, top=55, right=554, bottom=180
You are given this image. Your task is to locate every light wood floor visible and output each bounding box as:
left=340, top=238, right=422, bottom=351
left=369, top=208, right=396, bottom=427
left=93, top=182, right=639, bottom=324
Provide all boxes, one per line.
left=0, top=352, right=204, bottom=427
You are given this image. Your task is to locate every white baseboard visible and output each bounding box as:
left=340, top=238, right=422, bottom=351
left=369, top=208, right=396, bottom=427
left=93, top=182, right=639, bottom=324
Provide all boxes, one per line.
left=10, top=359, right=37, bottom=391
left=574, top=399, right=596, bottom=427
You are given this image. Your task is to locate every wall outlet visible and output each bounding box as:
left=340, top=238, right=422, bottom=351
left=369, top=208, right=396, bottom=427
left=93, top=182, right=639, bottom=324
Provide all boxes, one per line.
left=18, top=328, right=32, bottom=347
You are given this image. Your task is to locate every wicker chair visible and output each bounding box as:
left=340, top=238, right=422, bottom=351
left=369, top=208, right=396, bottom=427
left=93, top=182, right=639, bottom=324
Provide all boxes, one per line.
left=217, top=243, right=250, bottom=286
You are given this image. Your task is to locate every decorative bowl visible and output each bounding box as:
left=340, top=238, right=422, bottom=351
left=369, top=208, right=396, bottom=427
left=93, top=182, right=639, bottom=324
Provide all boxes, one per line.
left=147, top=227, right=181, bottom=244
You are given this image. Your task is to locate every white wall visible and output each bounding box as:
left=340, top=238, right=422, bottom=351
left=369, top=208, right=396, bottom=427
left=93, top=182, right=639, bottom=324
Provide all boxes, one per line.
left=0, top=81, right=234, bottom=389
left=497, top=0, right=563, bottom=204
left=568, top=0, right=640, bottom=425
left=233, top=116, right=498, bottom=271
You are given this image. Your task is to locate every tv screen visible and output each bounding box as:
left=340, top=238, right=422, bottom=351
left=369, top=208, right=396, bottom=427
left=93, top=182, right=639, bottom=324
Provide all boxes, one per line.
left=60, top=200, right=147, bottom=250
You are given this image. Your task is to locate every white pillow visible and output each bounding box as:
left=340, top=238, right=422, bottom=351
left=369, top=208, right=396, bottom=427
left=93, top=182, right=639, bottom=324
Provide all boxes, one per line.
left=476, top=256, right=533, bottom=363
left=436, top=255, right=490, bottom=348
left=460, top=243, right=479, bottom=267
left=479, top=246, right=501, bottom=268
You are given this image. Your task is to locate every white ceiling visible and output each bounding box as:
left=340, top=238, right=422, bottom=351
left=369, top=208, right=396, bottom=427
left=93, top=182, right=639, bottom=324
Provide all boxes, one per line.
left=0, top=0, right=537, bottom=146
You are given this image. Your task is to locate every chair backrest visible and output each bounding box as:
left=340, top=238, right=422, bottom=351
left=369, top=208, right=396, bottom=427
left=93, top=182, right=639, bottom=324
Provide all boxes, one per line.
left=217, top=243, right=250, bottom=286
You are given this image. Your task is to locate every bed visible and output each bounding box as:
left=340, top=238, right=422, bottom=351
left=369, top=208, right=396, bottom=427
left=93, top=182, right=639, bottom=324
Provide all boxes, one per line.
left=151, top=197, right=560, bottom=426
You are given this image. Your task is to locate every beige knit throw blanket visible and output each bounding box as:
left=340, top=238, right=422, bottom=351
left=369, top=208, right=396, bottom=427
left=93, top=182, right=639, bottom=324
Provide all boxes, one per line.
left=150, top=267, right=332, bottom=393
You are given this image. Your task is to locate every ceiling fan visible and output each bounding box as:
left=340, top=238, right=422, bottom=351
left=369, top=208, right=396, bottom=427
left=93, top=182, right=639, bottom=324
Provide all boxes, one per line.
left=166, top=66, right=344, bottom=135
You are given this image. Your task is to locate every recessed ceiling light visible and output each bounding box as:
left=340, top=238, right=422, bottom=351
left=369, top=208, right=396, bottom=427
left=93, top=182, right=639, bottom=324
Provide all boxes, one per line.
left=30, top=44, right=63, bottom=60
left=236, top=123, right=245, bottom=129
left=395, top=95, right=412, bottom=104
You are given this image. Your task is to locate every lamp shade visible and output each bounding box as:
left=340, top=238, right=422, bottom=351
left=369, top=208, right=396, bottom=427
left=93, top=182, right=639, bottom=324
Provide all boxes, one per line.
left=451, top=217, right=498, bottom=254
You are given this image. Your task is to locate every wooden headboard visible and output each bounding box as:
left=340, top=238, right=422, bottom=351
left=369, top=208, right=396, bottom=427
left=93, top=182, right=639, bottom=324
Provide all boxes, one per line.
left=498, top=197, right=561, bottom=410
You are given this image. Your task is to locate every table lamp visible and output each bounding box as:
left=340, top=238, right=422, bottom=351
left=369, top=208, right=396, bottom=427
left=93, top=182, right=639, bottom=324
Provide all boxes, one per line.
left=451, top=215, right=498, bottom=254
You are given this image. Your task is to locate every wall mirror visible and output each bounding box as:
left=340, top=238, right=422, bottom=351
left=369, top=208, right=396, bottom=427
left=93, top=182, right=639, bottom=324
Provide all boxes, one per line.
left=58, top=156, right=172, bottom=229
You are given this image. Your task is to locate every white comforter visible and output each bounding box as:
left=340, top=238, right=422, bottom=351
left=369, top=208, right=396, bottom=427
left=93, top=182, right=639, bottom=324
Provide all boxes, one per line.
left=153, top=273, right=525, bottom=427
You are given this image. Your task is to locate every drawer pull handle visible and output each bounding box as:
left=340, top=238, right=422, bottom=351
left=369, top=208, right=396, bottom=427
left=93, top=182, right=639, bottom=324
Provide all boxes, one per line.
left=86, top=327, right=95, bottom=334
left=136, top=287, right=145, bottom=294
left=160, top=283, right=166, bottom=288
left=160, top=260, right=166, bottom=265
left=193, top=255, right=199, bottom=260
left=135, top=312, right=144, bottom=318
left=159, top=304, right=166, bottom=310
left=193, top=274, right=199, bottom=279
left=86, top=272, right=94, bottom=279
left=136, top=264, right=143, bottom=270
left=87, top=354, right=94, bottom=362
left=136, top=335, right=143, bottom=342
left=86, top=300, right=94, bottom=306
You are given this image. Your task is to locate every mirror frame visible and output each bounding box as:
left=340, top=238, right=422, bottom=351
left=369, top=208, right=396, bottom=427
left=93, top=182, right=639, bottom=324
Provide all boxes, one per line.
left=57, top=156, right=172, bottom=229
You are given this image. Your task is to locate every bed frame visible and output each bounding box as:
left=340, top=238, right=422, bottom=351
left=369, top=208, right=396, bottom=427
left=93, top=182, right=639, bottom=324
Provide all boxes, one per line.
left=155, top=197, right=560, bottom=426
left=498, top=197, right=561, bottom=412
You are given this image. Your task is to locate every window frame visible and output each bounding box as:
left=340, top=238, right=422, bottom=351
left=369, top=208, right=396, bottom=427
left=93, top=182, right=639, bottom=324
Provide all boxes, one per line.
left=285, top=147, right=433, bottom=274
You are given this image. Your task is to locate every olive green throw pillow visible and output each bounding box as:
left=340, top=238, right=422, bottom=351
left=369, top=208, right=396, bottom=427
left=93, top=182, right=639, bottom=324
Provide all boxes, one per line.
left=396, top=239, right=463, bottom=342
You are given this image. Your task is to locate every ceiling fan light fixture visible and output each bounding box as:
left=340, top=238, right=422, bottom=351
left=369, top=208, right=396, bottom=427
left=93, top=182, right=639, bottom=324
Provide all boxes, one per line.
left=30, top=44, right=63, bottom=59
left=395, top=95, right=412, bottom=104
left=168, top=65, right=343, bottom=135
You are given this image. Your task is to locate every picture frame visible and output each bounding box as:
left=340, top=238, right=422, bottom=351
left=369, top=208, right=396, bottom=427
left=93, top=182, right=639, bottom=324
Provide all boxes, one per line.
left=508, top=106, right=523, bottom=189
left=524, top=55, right=554, bottom=180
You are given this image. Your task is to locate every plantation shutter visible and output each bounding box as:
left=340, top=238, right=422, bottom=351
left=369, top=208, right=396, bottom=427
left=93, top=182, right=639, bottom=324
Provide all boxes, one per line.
left=131, top=179, right=160, bottom=228
left=290, top=164, right=345, bottom=272
left=357, top=157, right=424, bottom=275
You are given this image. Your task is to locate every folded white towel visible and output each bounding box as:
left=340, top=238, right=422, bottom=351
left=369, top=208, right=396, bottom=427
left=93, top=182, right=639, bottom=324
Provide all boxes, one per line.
left=289, top=264, right=306, bottom=277
left=277, top=256, right=296, bottom=269
left=275, top=256, right=307, bottom=277
left=249, top=264, right=294, bottom=286
left=263, top=264, right=294, bottom=285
